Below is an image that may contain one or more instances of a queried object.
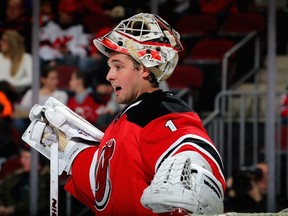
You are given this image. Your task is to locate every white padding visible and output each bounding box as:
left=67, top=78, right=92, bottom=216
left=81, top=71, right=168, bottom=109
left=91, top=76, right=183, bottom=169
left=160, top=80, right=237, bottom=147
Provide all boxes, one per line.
left=29, top=104, right=46, bottom=121
left=22, top=119, right=51, bottom=160
left=44, top=97, right=104, bottom=141
left=141, top=157, right=224, bottom=214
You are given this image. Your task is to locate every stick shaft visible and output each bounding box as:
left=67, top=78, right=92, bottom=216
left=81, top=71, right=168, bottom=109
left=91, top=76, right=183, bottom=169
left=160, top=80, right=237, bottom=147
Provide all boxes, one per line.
left=50, top=142, right=58, bottom=216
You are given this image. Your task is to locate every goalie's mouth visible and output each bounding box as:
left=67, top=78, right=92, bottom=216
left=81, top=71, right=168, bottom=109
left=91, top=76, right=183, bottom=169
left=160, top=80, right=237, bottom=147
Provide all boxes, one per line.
left=114, top=86, right=122, bottom=93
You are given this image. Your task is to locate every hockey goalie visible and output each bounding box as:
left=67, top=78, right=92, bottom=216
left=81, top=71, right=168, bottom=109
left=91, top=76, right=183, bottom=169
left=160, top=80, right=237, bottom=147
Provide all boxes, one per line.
left=22, top=13, right=226, bottom=215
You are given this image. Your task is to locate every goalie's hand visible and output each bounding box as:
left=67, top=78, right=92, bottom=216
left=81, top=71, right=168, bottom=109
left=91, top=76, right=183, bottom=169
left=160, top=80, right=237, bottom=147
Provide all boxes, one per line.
left=41, top=125, right=57, bottom=145
left=41, top=125, right=68, bottom=151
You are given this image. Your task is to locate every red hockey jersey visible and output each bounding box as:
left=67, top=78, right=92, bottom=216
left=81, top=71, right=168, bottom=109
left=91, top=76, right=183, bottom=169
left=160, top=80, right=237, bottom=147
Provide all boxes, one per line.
left=67, top=94, right=101, bottom=124
left=65, top=90, right=226, bottom=215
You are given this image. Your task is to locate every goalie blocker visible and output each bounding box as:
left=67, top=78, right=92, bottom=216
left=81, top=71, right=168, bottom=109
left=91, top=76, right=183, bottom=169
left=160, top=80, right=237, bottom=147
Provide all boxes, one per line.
left=22, top=97, right=104, bottom=175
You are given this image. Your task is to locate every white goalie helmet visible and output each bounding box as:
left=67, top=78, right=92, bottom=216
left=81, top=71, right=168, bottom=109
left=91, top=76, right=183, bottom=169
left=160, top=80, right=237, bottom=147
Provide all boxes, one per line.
left=93, top=13, right=184, bottom=83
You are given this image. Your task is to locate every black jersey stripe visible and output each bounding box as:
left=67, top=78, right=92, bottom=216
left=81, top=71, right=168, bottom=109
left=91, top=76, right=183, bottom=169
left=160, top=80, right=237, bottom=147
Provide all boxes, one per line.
left=157, top=137, right=224, bottom=174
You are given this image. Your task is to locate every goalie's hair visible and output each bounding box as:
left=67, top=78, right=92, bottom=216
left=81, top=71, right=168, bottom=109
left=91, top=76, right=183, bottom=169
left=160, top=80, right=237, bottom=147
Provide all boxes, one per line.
left=128, top=55, right=159, bottom=88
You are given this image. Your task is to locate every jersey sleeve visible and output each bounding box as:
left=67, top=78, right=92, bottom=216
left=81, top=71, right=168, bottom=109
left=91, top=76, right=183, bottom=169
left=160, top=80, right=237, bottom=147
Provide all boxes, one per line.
left=64, top=147, right=99, bottom=211
left=139, top=111, right=226, bottom=191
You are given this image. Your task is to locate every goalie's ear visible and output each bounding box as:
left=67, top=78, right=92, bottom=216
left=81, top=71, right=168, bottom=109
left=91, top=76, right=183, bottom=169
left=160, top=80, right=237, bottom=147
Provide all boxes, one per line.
left=141, top=66, right=151, bottom=80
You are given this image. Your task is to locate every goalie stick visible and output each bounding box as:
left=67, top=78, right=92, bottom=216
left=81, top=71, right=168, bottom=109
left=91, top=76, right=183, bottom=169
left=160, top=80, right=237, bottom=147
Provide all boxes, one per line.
left=50, top=141, right=58, bottom=216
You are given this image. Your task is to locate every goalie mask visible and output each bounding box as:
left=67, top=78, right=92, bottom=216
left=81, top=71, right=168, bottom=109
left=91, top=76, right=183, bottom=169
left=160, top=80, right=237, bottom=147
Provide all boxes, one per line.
left=93, top=13, right=184, bottom=83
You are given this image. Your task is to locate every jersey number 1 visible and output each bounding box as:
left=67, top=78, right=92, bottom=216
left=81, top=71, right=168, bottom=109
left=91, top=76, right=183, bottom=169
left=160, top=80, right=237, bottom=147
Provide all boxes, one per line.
left=165, top=120, right=177, bottom=132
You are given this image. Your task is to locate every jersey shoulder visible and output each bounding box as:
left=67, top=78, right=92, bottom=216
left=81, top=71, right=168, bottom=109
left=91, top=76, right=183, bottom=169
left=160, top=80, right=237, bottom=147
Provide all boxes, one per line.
left=126, top=90, right=193, bottom=127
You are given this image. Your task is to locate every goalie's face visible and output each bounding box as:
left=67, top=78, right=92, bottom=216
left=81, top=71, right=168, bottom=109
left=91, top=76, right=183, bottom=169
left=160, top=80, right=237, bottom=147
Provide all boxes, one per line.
left=106, top=52, right=156, bottom=105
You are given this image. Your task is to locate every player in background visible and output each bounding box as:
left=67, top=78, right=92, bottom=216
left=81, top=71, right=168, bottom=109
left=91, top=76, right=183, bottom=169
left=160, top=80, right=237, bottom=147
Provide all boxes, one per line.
left=22, top=13, right=226, bottom=215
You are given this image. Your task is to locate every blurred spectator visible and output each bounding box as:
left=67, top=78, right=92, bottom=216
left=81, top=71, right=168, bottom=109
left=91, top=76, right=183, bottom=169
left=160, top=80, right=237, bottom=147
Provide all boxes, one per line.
left=255, top=162, right=268, bottom=198
left=0, top=81, right=19, bottom=109
left=95, top=92, right=124, bottom=131
left=0, top=146, right=50, bottom=216
left=0, top=91, right=13, bottom=119
left=88, top=27, right=114, bottom=97
left=40, top=0, right=55, bottom=27
left=39, top=0, right=93, bottom=73
left=88, top=27, right=111, bottom=66
left=67, top=70, right=103, bottom=125
left=0, top=30, right=32, bottom=95
left=280, top=90, right=288, bottom=123
left=0, top=119, right=19, bottom=159
left=0, top=80, right=19, bottom=117
left=14, top=66, right=68, bottom=134
left=18, top=65, right=68, bottom=112
left=224, top=165, right=267, bottom=213
left=0, top=81, right=19, bottom=159
left=0, top=0, right=32, bottom=53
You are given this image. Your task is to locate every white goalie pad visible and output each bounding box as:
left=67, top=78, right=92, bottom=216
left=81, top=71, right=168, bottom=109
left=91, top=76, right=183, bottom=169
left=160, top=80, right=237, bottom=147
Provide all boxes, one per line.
left=140, top=157, right=224, bottom=214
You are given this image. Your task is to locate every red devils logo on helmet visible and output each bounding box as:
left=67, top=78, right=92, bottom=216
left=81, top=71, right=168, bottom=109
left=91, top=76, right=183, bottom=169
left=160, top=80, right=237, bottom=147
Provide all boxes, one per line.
left=138, top=49, right=162, bottom=62
left=94, top=139, right=116, bottom=210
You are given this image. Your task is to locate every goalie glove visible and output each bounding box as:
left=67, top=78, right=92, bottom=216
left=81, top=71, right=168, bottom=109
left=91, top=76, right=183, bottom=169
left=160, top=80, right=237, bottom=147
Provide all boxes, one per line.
left=44, top=97, right=104, bottom=140
left=22, top=97, right=104, bottom=175
left=140, top=157, right=224, bottom=214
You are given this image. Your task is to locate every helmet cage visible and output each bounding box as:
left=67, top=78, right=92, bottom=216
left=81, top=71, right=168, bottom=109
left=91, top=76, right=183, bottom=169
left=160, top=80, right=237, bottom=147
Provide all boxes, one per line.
left=93, top=13, right=183, bottom=82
